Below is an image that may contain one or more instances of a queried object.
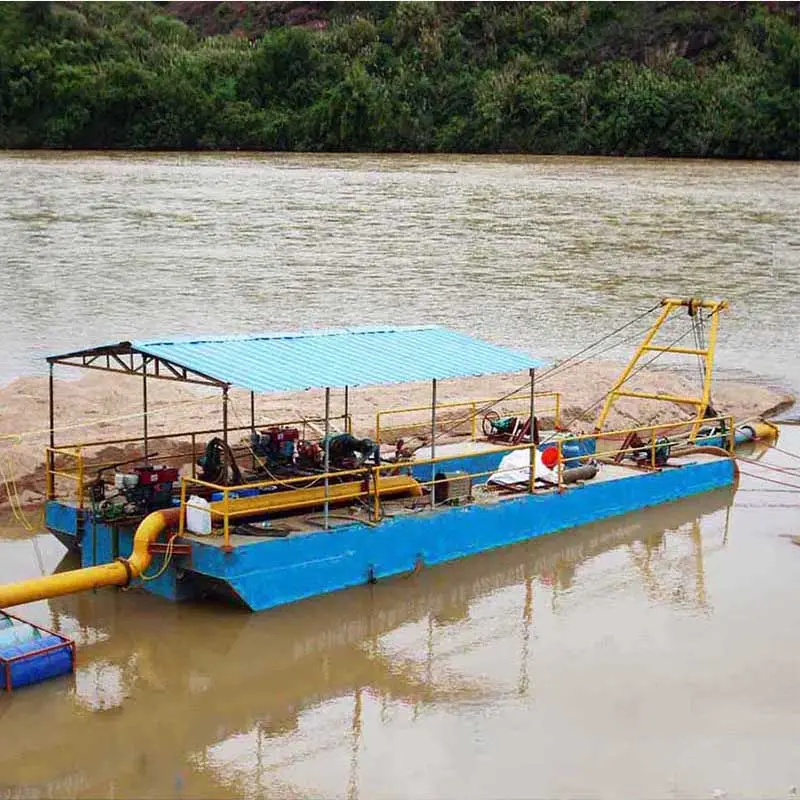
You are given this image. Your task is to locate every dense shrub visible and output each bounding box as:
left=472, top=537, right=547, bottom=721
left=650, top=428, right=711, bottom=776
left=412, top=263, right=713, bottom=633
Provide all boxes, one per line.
left=0, top=1, right=796, bottom=158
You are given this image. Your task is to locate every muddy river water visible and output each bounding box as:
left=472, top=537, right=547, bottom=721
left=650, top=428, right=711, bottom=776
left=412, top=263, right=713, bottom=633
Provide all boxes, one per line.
left=0, top=153, right=799, bottom=392
left=0, top=154, right=798, bottom=798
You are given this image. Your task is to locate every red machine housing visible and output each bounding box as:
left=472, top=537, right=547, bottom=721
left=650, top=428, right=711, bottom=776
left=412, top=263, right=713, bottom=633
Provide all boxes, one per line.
left=134, top=465, right=180, bottom=486
left=263, top=427, right=300, bottom=445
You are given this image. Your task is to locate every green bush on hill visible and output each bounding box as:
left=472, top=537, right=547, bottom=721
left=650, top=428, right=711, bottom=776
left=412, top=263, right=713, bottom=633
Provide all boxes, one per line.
left=0, top=1, right=796, bottom=157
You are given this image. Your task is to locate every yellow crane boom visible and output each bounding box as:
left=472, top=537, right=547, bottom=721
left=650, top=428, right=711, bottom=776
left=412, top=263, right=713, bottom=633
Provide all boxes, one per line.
left=594, top=297, right=728, bottom=439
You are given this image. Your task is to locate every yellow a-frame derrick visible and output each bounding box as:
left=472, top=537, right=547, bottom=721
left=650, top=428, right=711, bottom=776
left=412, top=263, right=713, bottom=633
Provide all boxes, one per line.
left=594, top=297, right=729, bottom=440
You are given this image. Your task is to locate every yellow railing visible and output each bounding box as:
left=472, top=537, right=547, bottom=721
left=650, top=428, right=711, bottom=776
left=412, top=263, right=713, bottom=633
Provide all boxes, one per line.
left=60, top=414, right=351, bottom=453
left=58, top=413, right=351, bottom=478
left=46, top=410, right=734, bottom=534
left=375, top=392, right=561, bottom=445
left=45, top=446, right=85, bottom=508
left=43, top=413, right=352, bottom=505
left=547, top=415, right=736, bottom=487
left=178, top=466, right=374, bottom=549
left=177, top=414, right=735, bottom=548
left=375, top=438, right=542, bottom=498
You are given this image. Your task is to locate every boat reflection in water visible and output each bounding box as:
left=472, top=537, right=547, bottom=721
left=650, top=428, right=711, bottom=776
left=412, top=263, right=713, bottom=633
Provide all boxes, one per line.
left=0, top=487, right=734, bottom=799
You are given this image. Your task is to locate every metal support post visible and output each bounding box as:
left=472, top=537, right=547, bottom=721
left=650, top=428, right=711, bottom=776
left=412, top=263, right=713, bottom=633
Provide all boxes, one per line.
left=47, top=363, right=55, bottom=500
left=250, top=390, right=256, bottom=470
left=178, top=479, right=187, bottom=538
left=528, top=369, right=536, bottom=493
left=324, top=388, right=331, bottom=530
left=344, top=385, right=350, bottom=433
left=48, top=363, right=55, bottom=451
left=650, top=427, right=657, bottom=469
left=557, top=439, right=563, bottom=492
left=430, top=379, right=437, bottom=506
left=223, top=489, right=231, bottom=551
left=142, top=361, right=149, bottom=462
left=222, top=386, right=229, bottom=484
left=372, top=465, right=380, bottom=522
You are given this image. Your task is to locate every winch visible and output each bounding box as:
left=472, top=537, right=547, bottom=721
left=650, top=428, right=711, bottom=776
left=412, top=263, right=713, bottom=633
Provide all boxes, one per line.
left=482, top=412, right=540, bottom=445
left=615, top=432, right=671, bottom=467
left=482, top=412, right=519, bottom=439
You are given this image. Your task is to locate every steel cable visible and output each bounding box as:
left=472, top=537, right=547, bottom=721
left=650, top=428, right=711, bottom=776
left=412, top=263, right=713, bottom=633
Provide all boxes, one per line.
left=540, top=308, right=722, bottom=442
left=411, top=304, right=663, bottom=448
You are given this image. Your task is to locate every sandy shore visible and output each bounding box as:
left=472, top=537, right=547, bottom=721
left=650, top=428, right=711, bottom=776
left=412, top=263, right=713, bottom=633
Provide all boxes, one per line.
left=0, top=363, right=793, bottom=508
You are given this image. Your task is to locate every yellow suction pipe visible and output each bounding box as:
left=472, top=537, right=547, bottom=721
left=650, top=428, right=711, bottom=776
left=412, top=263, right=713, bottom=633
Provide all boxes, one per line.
left=0, top=507, right=179, bottom=610
left=0, top=474, right=425, bottom=609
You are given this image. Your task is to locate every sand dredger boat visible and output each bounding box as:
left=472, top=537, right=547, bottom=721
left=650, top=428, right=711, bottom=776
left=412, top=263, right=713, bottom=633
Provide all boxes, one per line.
left=0, top=297, right=778, bottom=626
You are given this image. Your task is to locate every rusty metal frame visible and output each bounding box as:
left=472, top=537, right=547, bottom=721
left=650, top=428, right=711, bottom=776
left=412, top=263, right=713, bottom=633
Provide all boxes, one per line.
left=47, top=342, right=229, bottom=389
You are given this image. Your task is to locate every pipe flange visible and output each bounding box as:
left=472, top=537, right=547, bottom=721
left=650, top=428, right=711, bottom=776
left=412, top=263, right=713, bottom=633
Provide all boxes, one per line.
left=115, top=557, right=134, bottom=585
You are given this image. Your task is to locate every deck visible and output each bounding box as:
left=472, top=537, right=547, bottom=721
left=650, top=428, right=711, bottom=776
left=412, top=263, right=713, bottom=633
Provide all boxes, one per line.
left=179, top=443, right=727, bottom=549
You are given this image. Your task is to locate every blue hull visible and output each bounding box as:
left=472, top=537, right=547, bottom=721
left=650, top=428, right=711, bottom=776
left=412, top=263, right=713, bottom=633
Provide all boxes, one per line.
left=48, top=455, right=736, bottom=612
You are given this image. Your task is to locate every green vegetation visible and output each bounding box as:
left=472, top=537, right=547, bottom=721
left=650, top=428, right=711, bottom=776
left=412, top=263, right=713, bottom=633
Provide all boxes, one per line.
left=0, top=1, right=797, bottom=157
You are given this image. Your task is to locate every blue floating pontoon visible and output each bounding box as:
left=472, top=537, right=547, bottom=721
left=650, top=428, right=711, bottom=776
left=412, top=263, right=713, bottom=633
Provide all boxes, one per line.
left=0, top=612, right=75, bottom=691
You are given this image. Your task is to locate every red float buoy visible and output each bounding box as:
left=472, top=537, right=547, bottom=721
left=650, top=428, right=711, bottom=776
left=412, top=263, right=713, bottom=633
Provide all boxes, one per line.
left=541, top=446, right=559, bottom=469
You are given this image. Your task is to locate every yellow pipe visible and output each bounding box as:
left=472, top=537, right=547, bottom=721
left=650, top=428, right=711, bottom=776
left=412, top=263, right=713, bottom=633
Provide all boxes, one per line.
left=0, top=507, right=178, bottom=610
left=746, top=420, right=779, bottom=441
left=207, top=474, right=422, bottom=520
left=0, top=562, right=129, bottom=608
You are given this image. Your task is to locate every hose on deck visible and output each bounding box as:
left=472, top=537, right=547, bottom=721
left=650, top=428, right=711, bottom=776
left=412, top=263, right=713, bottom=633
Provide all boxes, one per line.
left=0, top=507, right=179, bottom=610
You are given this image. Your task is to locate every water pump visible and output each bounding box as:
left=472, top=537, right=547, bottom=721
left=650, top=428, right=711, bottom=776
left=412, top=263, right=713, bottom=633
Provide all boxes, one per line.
left=91, top=463, right=178, bottom=520
left=250, top=427, right=300, bottom=466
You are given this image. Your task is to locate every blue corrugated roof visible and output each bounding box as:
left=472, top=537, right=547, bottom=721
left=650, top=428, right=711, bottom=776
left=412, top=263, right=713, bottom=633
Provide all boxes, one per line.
left=132, top=326, right=545, bottom=393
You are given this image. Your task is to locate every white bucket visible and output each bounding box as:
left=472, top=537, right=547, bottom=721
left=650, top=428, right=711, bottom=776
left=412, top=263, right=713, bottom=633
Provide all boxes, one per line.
left=185, top=495, right=212, bottom=535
